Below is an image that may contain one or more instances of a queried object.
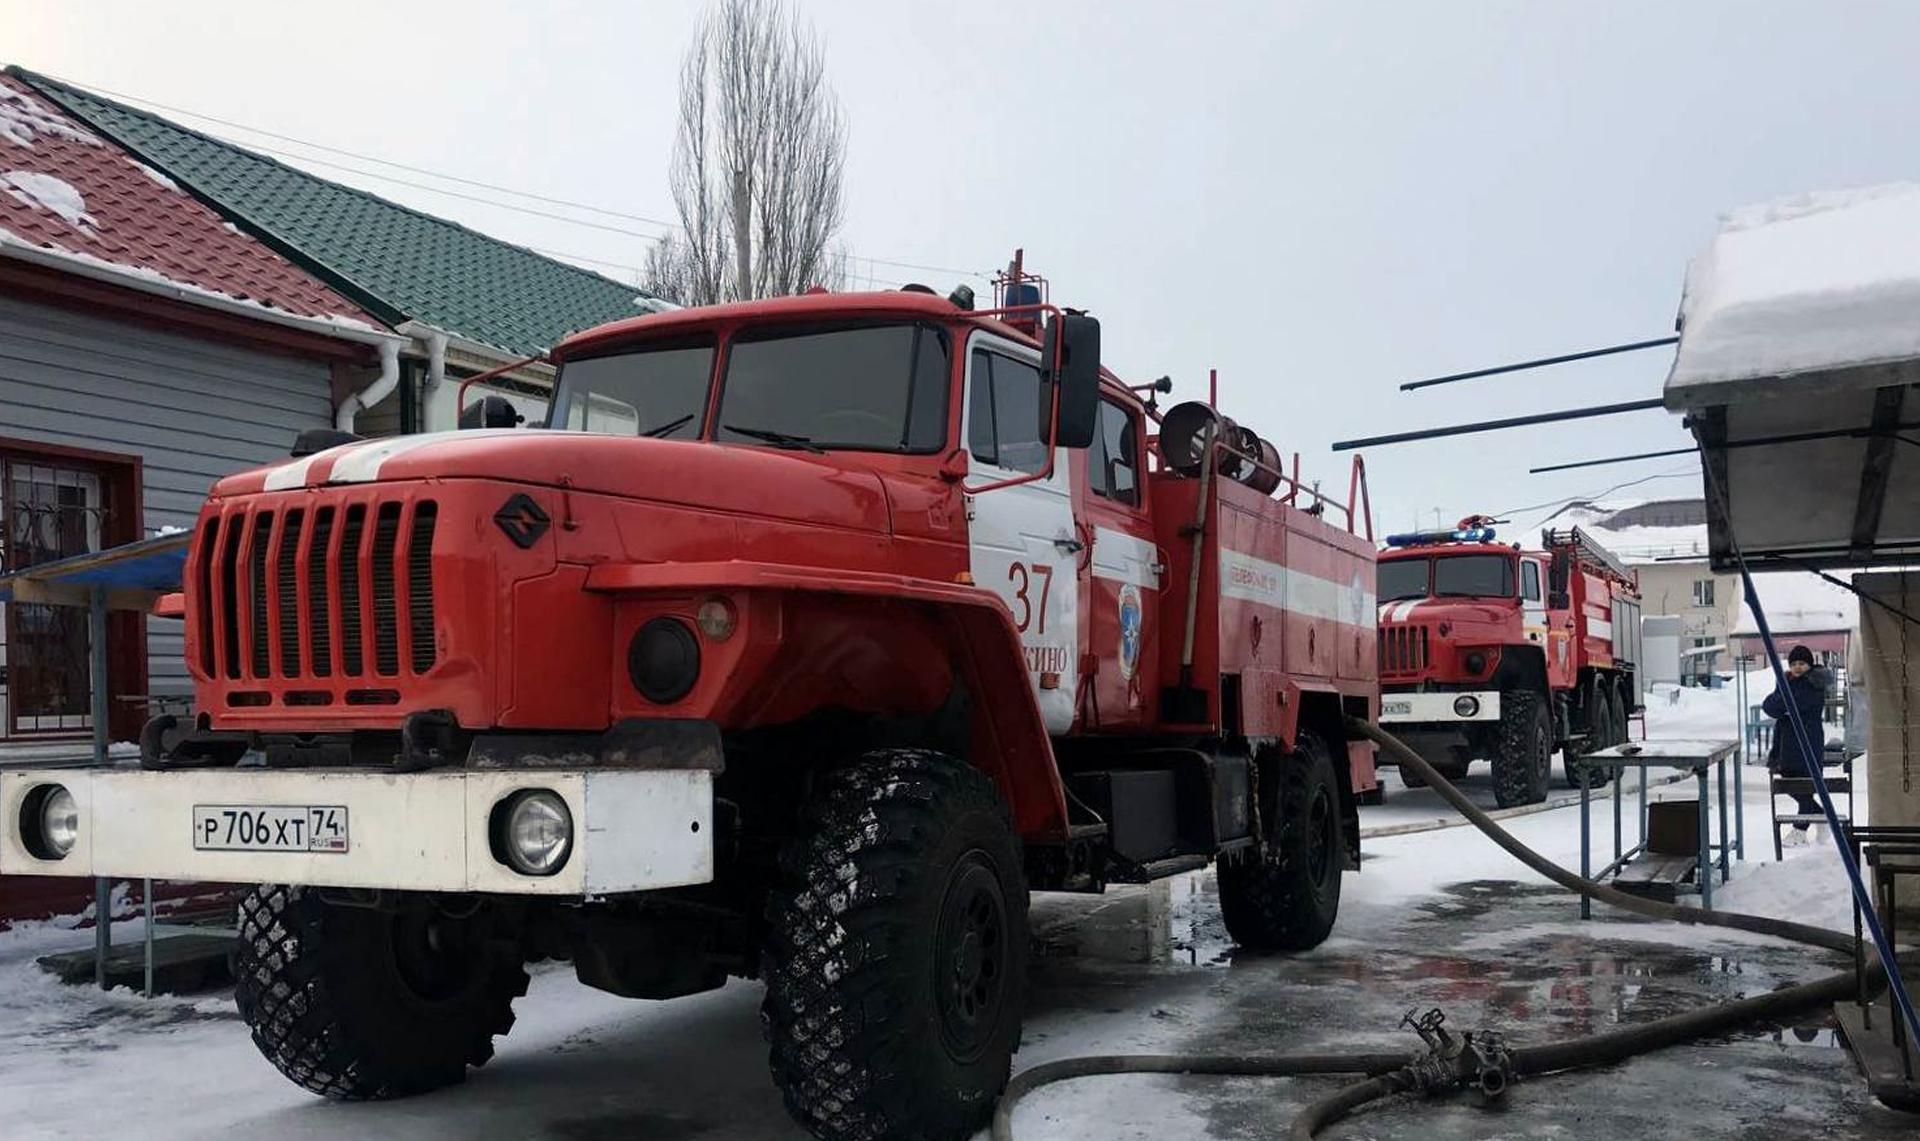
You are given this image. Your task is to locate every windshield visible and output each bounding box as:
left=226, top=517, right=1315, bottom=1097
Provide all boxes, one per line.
left=1377, top=559, right=1429, bottom=602
left=1433, top=554, right=1516, bottom=598
left=716, top=323, right=949, bottom=453
left=548, top=338, right=715, bottom=439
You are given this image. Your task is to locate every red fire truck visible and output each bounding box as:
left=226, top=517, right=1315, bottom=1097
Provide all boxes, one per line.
left=1374, top=519, right=1642, bottom=807
left=1, top=262, right=1378, bottom=1141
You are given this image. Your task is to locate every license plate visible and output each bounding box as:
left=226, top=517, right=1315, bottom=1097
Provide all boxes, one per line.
left=192, top=805, right=349, bottom=853
left=1382, top=700, right=1413, bottom=717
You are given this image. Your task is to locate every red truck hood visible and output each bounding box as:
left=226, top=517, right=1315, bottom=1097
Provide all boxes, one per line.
left=213, top=429, right=891, bottom=532
left=1378, top=597, right=1513, bottom=624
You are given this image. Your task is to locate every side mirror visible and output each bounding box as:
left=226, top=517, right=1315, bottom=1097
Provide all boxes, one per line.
left=1042, top=313, right=1100, bottom=450
left=460, top=394, right=524, bottom=430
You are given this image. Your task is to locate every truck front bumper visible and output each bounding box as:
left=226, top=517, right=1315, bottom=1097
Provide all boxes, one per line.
left=1378, top=690, right=1502, bottom=724
left=0, top=767, right=713, bottom=896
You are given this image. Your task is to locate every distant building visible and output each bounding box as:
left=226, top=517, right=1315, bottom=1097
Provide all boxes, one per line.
left=1548, top=498, right=1736, bottom=684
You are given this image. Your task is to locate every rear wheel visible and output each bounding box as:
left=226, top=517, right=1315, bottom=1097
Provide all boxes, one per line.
left=1566, top=679, right=1615, bottom=790
left=1218, top=730, right=1346, bottom=951
left=762, top=749, right=1029, bottom=1141
left=234, top=886, right=527, bottom=1099
left=1491, top=690, right=1552, bottom=808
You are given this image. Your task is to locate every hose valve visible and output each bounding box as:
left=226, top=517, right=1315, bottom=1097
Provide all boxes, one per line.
left=1399, top=1007, right=1515, bottom=1103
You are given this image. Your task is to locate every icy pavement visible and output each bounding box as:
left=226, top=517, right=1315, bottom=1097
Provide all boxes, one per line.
left=0, top=729, right=1902, bottom=1138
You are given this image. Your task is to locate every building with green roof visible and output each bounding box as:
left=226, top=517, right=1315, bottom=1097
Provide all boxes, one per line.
left=10, top=66, right=661, bottom=433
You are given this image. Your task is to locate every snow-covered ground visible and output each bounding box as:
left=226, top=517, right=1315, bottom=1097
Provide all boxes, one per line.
left=0, top=691, right=1893, bottom=1141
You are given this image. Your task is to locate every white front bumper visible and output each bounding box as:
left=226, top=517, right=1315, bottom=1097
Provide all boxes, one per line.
left=1378, top=691, right=1502, bottom=724
left=0, top=767, right=713, bottom=896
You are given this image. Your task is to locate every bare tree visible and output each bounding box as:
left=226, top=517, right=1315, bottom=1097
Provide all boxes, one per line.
left=643, top=0, right=847, bottom=306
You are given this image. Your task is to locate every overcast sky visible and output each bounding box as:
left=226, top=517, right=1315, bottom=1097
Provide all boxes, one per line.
left=11, top=1, right=1920, bottom=536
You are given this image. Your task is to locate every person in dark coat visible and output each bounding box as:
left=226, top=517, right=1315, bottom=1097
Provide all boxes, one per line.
left=1763, top=644, right=1829, bottom=843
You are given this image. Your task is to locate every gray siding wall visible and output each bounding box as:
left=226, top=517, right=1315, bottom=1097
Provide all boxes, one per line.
left=0, top=293, right=334, bottom=697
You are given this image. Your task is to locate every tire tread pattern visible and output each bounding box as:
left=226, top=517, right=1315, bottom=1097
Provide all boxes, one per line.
left=761, top=749, right=1028, bottom=1141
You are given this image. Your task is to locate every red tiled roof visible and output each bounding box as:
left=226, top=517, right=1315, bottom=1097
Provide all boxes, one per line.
left=0, top=75, right=381, bottom=328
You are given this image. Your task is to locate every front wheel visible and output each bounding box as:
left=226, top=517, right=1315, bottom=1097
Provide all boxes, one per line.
left=1491, top=690, right=1553, bottom=808
left=762, top=749, right=1029, bottom=1141
left=1218, top=730, right=1346, bottom=951
left=234, top=886, right=527, bottom=1099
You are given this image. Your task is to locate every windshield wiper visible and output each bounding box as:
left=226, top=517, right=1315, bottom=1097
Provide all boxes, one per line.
left=640, top=413, right=694, bottom=439
left=723, top=424, right=825, bottom=453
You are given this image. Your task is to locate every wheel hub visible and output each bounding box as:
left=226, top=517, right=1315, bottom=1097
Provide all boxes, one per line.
left=934, top=855, right=1007, bottom=1062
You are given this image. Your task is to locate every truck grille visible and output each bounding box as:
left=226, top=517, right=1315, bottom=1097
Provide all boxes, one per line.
left=196, top=497, right=438, bottom=681
left=1379, top=624, right=1427, bottom=674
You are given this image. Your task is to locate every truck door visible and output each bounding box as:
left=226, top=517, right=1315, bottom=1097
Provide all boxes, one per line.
left=1078, top=393, right=1160, bottom=729
left=964, top=334, right=1079, bottom=733
left=1520, top=557, right=1547, bottom=648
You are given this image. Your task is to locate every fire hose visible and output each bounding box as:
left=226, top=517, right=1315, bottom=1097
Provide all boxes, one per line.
left=990, top=716, right=1903, bottom=1141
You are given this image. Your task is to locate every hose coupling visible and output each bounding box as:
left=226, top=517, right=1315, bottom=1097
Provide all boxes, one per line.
left=1398, top=1008, right=1514, bottom=1102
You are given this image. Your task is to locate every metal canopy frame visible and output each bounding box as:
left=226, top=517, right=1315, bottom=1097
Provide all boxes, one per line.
left=0, top=529, right=190, bottom=993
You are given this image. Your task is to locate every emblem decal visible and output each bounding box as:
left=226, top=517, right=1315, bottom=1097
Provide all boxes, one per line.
left=1117, top=583, right=1143, bottom=680
left=494, top=493, right=551, bottom=549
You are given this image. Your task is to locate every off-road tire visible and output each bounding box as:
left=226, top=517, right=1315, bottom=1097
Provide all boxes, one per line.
left=234, top=885, right=527, bottom=1099
left=1565, top=679, right=1615, bottom=790
left=1218, top=730, right=1345, bottom=951
left=1609, top=681, right=1630, bottom=744
left=1491, top=689, right=1552, bottom=808
left=762, top=749, right=1030, bottom=1141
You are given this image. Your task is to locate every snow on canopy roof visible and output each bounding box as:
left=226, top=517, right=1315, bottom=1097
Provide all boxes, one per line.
left=1666, top=182, right=1920, bottom=402
left=1731, top=570, right=1857, bottom=636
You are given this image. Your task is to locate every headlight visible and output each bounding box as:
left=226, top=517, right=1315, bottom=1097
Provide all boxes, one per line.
left=22, top=784, right=78, bottom=860
left=1453, top=695, right=1481, bottom=718
left=628, top=617, right=700, bottom=703
left=493, top=789, right=573, bottom=876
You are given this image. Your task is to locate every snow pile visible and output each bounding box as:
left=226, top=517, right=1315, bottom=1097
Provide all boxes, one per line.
left=2, top=170, right=96, bottom=232
left=1732, top=570, right=1856, bottom=636
left=0, top=86, right=101, bottom=149
left=1669, top=181, right=1920, bottom=389
left=1641, top=681, right=1741, bottom=740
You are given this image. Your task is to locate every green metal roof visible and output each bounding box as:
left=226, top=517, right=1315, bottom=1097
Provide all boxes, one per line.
left=12, top=68, right=654, bottom=358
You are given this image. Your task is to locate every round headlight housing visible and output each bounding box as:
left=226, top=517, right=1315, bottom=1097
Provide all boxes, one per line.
left=22, top=784, right=78, bottom=861
left=493, top=789, right=573, bottom=876
left=1453, top=695, right=1482, bottom=718
left=1464, top=651, right=1488, bottom=675
left=628, top=617, right=700, bottom=703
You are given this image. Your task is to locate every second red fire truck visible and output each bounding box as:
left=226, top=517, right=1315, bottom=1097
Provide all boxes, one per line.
left=1374, top=519, right=1643, bottom=807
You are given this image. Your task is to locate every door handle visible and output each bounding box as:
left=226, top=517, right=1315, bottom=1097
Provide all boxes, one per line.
left=1054, top=535, right=1085, bottom=554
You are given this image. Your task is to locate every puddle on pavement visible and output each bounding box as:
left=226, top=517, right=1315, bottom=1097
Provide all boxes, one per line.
left=1029, top=875, right=1827, bottom=1040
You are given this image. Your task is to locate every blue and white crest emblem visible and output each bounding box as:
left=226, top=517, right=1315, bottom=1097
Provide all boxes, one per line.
left=1117, top=583, right=1143, bottom=680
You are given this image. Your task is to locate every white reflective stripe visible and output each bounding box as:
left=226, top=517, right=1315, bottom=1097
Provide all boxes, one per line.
left=261, top=453, right=323, bottom=491
left=1588, top=617, right=1613, bottom=640
left=1218, top=548, right=1376, bottom=626
left=322, top=428, right=525, bottom=484
left=1091, top=526, right=1160, bottom=589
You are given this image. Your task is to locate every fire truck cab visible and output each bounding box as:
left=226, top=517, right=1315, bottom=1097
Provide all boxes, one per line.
left=1375, top=520, right=1642, bottom=807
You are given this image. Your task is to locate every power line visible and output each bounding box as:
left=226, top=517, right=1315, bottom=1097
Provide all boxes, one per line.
left=39, top=70, right=994, bottom=281
left=1495, top=465, right=1700, bottom=520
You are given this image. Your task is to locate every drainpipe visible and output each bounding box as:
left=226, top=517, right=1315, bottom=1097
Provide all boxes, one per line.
left=336, top=338, right=402, bottom=431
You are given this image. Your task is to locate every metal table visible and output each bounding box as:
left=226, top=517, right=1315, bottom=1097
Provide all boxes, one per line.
left=1577, top=738, right=1739, bottom=917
